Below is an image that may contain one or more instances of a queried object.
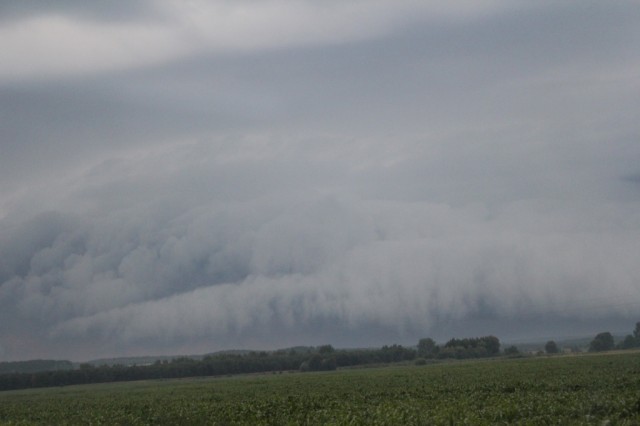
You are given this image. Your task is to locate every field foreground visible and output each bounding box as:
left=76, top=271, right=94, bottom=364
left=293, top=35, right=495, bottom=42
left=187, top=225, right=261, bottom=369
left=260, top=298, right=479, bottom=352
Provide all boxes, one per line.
left=1, top=352, right=640, bottom=425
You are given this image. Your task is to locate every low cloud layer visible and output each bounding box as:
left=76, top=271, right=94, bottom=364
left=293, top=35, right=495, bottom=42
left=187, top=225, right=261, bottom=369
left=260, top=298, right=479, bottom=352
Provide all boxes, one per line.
left=1, top=1, right=640, bottom=361
left=2, top=140, right=639, bottom=360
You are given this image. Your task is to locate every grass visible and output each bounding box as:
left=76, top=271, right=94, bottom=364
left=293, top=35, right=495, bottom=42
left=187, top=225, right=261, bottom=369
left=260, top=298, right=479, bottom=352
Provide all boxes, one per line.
left=1, top=351, right=640, bottom=424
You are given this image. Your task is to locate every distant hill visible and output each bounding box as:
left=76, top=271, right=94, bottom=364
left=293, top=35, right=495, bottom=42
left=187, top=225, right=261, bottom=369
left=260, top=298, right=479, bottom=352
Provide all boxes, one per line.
left=0, top=359, right=74, bottom=374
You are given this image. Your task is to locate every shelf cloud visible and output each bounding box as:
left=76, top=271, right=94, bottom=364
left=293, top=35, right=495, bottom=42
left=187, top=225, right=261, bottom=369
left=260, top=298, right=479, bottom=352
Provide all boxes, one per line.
left=1, top=1, right=640, bottom=361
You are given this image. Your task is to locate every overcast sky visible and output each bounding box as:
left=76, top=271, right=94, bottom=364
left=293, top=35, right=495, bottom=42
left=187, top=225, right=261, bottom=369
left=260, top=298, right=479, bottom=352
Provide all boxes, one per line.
left=1, top=1, right=640, bottom=362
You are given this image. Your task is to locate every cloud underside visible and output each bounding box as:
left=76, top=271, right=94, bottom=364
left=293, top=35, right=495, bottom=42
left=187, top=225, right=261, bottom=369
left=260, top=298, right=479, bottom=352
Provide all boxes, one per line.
left=2, top=145, right=639, bottom=353
left=1, top=1, right=640, bottom=360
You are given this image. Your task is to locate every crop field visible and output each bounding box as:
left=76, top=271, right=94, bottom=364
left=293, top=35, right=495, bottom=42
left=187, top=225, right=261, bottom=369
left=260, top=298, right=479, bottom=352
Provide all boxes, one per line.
left=1, top=351, right=640, bottom=425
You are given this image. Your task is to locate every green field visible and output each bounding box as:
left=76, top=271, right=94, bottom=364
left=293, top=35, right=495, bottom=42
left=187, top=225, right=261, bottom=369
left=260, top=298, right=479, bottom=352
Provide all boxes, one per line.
left=1, top=352, right=640, bottom=425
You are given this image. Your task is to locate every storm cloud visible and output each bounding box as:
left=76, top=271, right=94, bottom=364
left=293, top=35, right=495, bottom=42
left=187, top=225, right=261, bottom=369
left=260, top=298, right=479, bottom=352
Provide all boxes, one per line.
left=1, top=1, right=640, bottom=361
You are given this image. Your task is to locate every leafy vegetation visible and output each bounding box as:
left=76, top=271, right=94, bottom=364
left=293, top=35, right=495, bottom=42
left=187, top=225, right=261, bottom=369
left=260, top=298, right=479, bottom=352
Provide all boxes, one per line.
left=590, top=332, right=615, bottom=352
left=617, top=322, right=640, bottom=350
left=1, top=351, right=640, bottom=424
left=545, top=340, right=559, bottom=354
left=417, top=335, right=501, bottom=359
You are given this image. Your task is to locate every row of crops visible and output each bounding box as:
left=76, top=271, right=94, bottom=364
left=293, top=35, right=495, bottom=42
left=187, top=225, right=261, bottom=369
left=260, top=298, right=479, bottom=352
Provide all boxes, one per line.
left=1, top=351, right=640, bottom=424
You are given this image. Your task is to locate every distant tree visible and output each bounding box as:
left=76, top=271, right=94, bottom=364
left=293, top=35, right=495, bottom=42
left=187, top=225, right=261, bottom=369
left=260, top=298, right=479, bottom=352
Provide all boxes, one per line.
left=440, top=336, right=500, bottom=359
left=307, top=354, right=323, bottom=371
left=615, top=322, right=640, bottom=350
left=417, top=338, right=438, bottom=358
left=617, top=322, right=640, bottom=350
left=482, top=336, right=501, bottom=355
left=318, top=345, right=335, bottom=354
left=320, top=357, right=337, bottom=371
left=545, top=340, right=559, bottom=354
left=589, top=332, right=614, bottom=352
left=504, top=345, right=519, bottom=356
left=300, top=353, right=337, bottom=372
left=379, top=344, right=416, bottom=362
left=619, top=335, right=637, bottom=350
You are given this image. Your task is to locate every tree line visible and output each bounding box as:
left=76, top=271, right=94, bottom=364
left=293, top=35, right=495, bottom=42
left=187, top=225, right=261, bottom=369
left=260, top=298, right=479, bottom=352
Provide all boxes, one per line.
left=0, top=339, right=492, bottom=392
left=417, top=336, right=501, bottom=359
left=587, top=322, right=640, bottom=352
left=2, top=321, right=639, bottom=392
left=539, top=322, right=640, bottom=356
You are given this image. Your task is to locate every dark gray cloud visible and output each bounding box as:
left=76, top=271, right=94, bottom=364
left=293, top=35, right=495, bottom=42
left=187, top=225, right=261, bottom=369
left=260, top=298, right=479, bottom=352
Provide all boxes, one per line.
left=1, top=1, right=640, bottom=361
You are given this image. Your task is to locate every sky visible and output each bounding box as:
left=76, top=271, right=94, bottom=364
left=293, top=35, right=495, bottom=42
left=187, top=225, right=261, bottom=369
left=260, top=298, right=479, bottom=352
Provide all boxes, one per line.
left=1, top=1, right=640, bottom=362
